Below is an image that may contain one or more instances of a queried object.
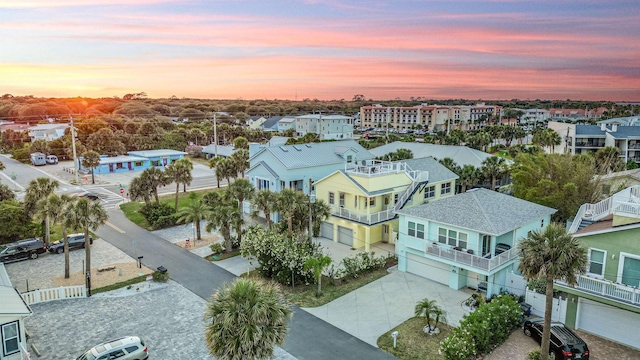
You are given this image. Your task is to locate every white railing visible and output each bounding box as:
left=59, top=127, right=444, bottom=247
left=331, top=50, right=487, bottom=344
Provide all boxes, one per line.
left=21, top=285, right=86, bottom=305
left=394, top=170, right=429, bottom=211
left=423, top=243, right=517, bottom=272
left=329, top=205, right=396, bottom=225
left=346, top=160, right=409, bottom=177
left=568, top=204, right=587, bottom=234
left=568, top=185, right=640, bottom=234
left=613, top=201, right=640, bottom=217
left=583, top=197, right=612, bottom=219
left=557, top=275, right=640, bottom=306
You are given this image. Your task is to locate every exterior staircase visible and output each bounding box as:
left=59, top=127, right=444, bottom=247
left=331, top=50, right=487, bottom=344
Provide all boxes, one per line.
left=394, top=169, right=429, bottom=211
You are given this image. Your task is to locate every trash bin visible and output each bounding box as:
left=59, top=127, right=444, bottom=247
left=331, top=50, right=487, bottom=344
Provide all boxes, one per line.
left=157, top=266, right=167, bottom=274
left=520, top=302, right=532, bottom=317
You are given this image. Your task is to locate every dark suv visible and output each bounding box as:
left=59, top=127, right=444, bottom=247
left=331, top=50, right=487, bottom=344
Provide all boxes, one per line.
left=0, top=238, right=47, bottom=263
left=48, top=234, right=93, bottom=254
left=524, top=318, right=590, bottom=359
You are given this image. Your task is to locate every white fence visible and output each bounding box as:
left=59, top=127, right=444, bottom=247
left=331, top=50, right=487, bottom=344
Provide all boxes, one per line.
left=21, top=285, right=86, bottom=306
left=525, top=289, right=567, bottom=323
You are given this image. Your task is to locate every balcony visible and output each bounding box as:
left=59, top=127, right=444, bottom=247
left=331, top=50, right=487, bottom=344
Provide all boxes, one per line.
left=329, top=205, right=396, bottom=225
left=346, top=160, right=411, bottom=177
left=424, top=244, right=517, bottom=272
left=556, top=275, right=640, bottom=306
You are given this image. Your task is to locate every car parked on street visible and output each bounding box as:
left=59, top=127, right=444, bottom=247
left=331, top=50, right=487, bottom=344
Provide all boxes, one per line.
left=0, top=238, right=47, bottom=263
left=47, top=234, right=93, bottom=254
left=76, top=336, right=148, bottom=360
left=523, top=318, right=590, bottom=359
left=77, top=192, right=100, bottom=201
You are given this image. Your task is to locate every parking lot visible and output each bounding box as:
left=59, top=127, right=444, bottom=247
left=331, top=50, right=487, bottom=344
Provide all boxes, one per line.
left=25, top=280, right=294, bottom=360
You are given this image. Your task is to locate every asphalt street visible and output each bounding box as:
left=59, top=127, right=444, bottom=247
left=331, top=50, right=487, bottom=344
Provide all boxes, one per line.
left=96, top=209, right=396, bottom=360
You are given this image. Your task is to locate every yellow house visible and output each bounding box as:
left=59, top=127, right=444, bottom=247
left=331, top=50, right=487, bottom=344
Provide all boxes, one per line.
left=315, top=157, right=458, bottom=251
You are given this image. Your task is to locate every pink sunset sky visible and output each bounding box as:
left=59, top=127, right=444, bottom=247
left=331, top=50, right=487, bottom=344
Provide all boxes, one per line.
left=0, top=0, right=638, bottom=101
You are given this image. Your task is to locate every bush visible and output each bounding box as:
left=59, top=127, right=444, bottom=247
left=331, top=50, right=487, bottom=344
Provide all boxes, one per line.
left=152, top=270, right=169, bottom=282
left=139, top=202, right=176, bottom=229
left=440, top=294, right=521, bottom=359
left=210, top=243, right=224, bottom=254
left=342, top=252, right=386, bottom=279
left=240, top=226, right=321, bottom=286
left=528, top=350, right=541, bottom=360
left=527, top=278, right=547, bottom=294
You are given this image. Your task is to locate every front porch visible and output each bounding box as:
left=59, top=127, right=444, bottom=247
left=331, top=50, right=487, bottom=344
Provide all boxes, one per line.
left=556, top=275, right=640, bottom=309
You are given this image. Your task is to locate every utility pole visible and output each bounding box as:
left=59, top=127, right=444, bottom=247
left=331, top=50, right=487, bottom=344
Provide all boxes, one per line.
left=308, top=177, right=314, bottom=244
left=70, top=115, right=79, bottom=184
left=213, top=112, right=218, bottom=157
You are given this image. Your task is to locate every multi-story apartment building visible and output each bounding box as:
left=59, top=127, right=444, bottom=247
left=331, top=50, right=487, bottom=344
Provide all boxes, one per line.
left=549, top=107, right=608, bottom=121
left=548, top=120, right=640, bottom=164
left=295, top=114, right=354, bottom=140
left=513, top=108, right=551, bottom=124
left=360, top=103, right=501, bottom=131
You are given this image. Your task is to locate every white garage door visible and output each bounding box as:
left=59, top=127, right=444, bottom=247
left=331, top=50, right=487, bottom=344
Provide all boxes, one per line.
left=577, top=298, right=640, bottom=349
left=321, top=222, right=334, bottom=240
left=406, top=253, right=450, bottom=285
left=337, top=226, right=353, bottom=246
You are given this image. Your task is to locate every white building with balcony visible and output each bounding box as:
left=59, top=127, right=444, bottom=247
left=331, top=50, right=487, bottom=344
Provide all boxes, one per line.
left=295, top=114, right=354, bottom=140
left=396, top=188, right=556, bottom=297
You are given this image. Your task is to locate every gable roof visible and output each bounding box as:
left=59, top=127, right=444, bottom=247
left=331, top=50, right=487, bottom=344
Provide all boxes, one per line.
left=369, top=142, right=494, bottom=168
left=251, top=140, right=374, bottom=169
left=0, top=263, right=32, bottom=316
left=248, top=161, right=279, bottom=179
left=396, top=188, right=556, bottom=235
left=261, top=116, right=285, bottom=129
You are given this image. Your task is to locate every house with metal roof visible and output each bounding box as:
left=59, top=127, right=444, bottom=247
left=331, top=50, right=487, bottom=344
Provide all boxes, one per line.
left=295, top=114, right=354, bottom=140
left=558, top=185, right=640, bottom=349
left=548, top=121, right=640, bottom=164
left=277, top=117, right=296, bottom=134
left=314, top=157, right=457, bottom=251
left=396, top=188, right=556, bottom=297
left=246, top=116, right=267, bottom=129
left=0, top=263, right=32, bottom=360
left=27, top=123, right=68, bottom=142
left=78, top=149, right=187, bottom=174
left=368, top=141, right=494, bottom=168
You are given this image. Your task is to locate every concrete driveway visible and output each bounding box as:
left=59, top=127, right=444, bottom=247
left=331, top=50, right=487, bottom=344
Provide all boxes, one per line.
left=303, top=270, right=470, bottom=347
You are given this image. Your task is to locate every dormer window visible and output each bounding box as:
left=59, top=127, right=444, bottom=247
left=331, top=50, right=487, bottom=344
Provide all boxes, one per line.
left=346, top=155, right=353, bottom=163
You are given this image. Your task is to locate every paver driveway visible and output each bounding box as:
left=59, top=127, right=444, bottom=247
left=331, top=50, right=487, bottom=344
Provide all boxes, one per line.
left=25, top=281, right=295, bottom=360
left=303, top=270, right=470, bottom=347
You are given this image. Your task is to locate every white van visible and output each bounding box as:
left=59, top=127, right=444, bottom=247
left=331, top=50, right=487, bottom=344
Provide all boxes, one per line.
left=46, top=155, right=58, bottom=164
left=76, top=336, right=148, bottom=360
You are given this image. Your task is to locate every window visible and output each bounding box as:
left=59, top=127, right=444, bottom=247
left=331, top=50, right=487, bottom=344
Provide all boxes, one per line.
left=441, top=182, right=451, bottom=195
left=354, top=195, right=358, bottom=208
left=339, top=193, right=345, bottom=207
left=256, top=178, right=269, bottom=190
left=152, top=160, right=161, bottom=167
left=1, top=321, right=19, bottom=356
left=588, top=249, right=605, bottom=276
left=134, top=161, right=143, bottom=167
left=329, top=192, right=335, bottom=205
left=408, top=222, right=424, bottom=238
left=424, top=185, right=435, bottom=200
left=109, top=349, right=126, bottom=359
left=116, top=162, right=124, bottom=169
left=439, top=227, right=468, bottom=248
left=369, top=197, right=375, bottom=206
left=346, top=155, right=353, bottom=163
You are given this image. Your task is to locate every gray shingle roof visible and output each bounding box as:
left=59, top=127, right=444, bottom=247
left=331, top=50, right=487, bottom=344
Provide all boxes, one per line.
left=261, top=116, right=286, bottom=129
left=369, top=142, right=494, bottom=168
left=254, top=140, right=374, bottom=169
left=399, top=157, right=459, bottom=183
left=396, top=188, right=556, bottom=235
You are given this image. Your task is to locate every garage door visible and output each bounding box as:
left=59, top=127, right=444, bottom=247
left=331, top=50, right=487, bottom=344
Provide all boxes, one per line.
left=321, top=222, right=334, bottom=240
left=577, top=298, right=640, bottom=349
left=337, top=226, right=353, bottom=246
left=406, top=253, right=450, bottom=285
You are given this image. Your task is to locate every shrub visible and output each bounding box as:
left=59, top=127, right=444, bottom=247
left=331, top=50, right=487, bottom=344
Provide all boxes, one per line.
left=440, top=294, right=521, bottom=359
left=528, top=350, right=541, bottom=360
left=341, top=252, right=386, bottom=278
left=152, top=270, right=169, bottom=282
left=210, top=243, right=224, bottom=254
left=439, top=327, right=476, bottom=360
left=139, top=202, right=176, bottom=229
left=527, top=278, right=547, bottom=294
left=241, top=226, right=321, bottom=286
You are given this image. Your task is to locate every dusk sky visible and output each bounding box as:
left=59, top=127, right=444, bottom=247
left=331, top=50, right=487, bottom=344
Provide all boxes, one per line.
left=1, top=0, right=638, bottom=101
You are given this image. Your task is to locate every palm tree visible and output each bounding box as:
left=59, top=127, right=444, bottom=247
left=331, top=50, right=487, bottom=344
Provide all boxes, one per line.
left=0, top=160, right=4, bottom=170
left=140, top=167, right=170, bottom=204
left=228, top=178, right=255, bottom=214
left=276, top=189, right=301, bottom=235
left=251, top=190, right=277, bottom=230
left=206, top=202, right=241, bottom=253
left=438, top=157, right=460, bottom=175
left=81, top=150, right=101, bottom=184
left=481, top=156, right=507, bottom=191
left=415, top=297, right=446, bottom=333
left=217, top=158, right=236, bottom=184
left=458, top=165, right=480, bottom=193
left=209, top=156, right=222, bottom=188
left=24, top=177, right=59, bottom=215
left=66, top=198, right=108, bottom=292
left=35, top=193, right=60, bottom=246
left=129, top=176, right=153, bottom=206
left=175, top=196, right=211, bottom=241
left=304, top=254, right=332, bottom=297
left=230, top=149, right=250, bottom=178
left=55, top=194, right=76, bottom=278
left=165, top=158, right=194, bottom=211
left=518, top=223, right=588, bottom=360
left=0, top=183, right=14, bottom=201
left=233, top=136, right=249, bottom=150
left=204, top=278, right=292, bottom=360
left=310, top=199, right=331, bottom=238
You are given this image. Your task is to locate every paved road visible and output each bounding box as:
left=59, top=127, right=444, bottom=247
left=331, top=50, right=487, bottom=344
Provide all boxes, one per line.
left=97, top=209, right=396, bottom=360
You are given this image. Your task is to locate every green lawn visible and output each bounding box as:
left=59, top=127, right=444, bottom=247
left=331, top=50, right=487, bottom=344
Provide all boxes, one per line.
left=120, top=188, right=222, bottom=230
left=377, top=317, right=451, bottom=360
left=205, top=249, right=242, bottom=261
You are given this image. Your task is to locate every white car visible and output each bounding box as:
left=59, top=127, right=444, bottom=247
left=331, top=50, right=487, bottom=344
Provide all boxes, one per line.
left=76, top=336, right=148, bottom=360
